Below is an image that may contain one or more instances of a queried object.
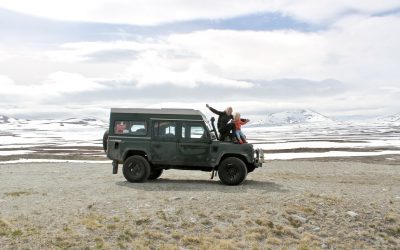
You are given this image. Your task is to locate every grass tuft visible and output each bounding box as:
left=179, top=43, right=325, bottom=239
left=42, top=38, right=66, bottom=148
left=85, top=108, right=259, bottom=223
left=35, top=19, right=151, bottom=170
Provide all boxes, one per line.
left=4, top=191, right=33, bottom=197
left=135, top=217, right=150, bottom=226
left=11, top=229, right=23, bottom=237
left=181, top=235, right=201, bottom=246
left=0, top=218, right=11, bottom=236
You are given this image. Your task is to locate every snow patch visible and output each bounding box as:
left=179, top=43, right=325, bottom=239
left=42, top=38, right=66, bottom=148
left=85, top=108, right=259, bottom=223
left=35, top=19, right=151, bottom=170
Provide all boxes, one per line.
left=250, top=109, right=332, bottom=126
left=265, top=150, right=400, bottom=160
left=0, top=159, right=110, bottom=164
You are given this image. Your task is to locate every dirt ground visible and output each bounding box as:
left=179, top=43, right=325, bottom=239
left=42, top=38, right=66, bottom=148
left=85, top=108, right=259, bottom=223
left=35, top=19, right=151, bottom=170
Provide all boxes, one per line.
left=0, top=160, right=399, bottom=249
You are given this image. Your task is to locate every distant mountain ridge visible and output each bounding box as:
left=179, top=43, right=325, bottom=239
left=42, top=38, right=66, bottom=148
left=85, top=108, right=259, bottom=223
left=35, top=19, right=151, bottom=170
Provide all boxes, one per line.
left=250, top=109, right=332, bottom=126
left=375, top=113, right=400, bottom=123
left=0, top=115, right=106, bottom=127
left=2, top=111, right=399, bottom=127
left=0, top=115, right=18, bottom=124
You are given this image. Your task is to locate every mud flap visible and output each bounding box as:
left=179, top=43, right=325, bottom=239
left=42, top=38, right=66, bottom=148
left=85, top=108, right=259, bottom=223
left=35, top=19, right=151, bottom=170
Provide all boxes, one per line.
left=112, top=160, right=118, bottom=174
left=210, top=167, right=217, bottom=179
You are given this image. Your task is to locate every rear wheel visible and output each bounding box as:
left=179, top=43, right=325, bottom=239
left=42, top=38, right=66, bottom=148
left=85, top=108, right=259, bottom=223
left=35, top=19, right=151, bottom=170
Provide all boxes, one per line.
left=218, top=157, right=248, bottom=185
left=148, top=169, right=163, bottom=180
left=122, top=155, right=151, bottom=183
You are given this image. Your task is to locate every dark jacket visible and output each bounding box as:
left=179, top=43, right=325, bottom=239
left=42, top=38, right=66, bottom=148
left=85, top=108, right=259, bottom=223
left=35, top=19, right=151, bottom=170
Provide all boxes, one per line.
left=208, top=106, right=234, bottom=130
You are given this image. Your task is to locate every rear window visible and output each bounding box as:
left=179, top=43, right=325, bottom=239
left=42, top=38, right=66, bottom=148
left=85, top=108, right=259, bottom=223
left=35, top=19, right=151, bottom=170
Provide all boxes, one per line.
left=114, top=121, right=147, bottom=136
left=153, top=121, right=176, bottom=138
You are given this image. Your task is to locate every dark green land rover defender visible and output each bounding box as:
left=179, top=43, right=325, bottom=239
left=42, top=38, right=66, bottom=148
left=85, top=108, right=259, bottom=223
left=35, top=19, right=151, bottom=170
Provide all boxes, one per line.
left=104, top=108, right=264, bottom=185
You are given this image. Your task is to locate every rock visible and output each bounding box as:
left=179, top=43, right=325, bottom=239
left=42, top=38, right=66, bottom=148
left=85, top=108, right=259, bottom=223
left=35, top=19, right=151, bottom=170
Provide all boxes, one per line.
left=313, top=227, right=321, bottom=232
left=169, top=197, right=181, bottom=201
left=189, top=197, right=198, bottom=201
left=291, top=215, right=308, bottom=223
left=395, top=196, right=400, bottom=200
left=297, top=227, right=304, bottom=232
left=346, top=211, right=358, bottom=217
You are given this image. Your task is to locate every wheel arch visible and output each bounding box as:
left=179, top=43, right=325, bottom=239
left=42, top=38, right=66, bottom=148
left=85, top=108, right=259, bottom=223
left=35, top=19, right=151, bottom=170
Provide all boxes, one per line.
left=123, top=149, right=149, bottom=162
left=217, top=154, right=249, bottom=169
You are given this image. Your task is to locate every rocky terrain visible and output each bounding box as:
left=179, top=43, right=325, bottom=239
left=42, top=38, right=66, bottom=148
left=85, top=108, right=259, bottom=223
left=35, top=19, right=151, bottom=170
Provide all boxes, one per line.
left=0, top=160, right=399, bottom=249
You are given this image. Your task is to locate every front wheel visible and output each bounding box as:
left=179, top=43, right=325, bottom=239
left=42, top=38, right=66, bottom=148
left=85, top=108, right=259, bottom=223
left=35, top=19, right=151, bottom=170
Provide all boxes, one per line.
left=148, top=169, right=163, bottom=180
left=218, top=157, right=248, bottom=185
left=122, top=156, right=151, bottom=183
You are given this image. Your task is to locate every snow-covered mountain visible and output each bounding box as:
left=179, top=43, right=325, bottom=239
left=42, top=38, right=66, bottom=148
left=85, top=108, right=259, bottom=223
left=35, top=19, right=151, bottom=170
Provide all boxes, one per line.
left=250, top=109, right=332, bottom=126
left=376, top=113, right=400, bottom=123
left=0, top=115, right=106, bottom=126
left=0, top=115, right=18, bottom=124
left=44, top=117, right=107, bottom=127
left=0, top=115, right=108, bottom=149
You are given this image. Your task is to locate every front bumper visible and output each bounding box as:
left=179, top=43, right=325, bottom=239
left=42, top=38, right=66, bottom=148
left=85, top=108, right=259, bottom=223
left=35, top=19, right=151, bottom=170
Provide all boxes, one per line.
left=254, top=148, right=264, bottom=167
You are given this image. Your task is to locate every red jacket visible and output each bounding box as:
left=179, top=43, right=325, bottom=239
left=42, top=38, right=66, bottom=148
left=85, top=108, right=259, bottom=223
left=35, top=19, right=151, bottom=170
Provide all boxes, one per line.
left=234, top=119, right=248, bottom=130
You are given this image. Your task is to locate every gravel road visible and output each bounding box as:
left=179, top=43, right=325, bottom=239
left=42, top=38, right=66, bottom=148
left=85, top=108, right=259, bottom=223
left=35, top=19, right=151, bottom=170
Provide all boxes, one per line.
left=0, top=160, right=399, bottom=249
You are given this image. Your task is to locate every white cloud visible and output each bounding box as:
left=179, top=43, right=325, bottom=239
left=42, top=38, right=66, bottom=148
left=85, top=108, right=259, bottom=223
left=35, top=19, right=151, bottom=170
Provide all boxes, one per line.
left=123, top=50, right=253, bottom=88
left=280, top=0, right=400, bottom=24
left=0, top=0, right=399, bottom=25
left=0, top=0, right=275, bottom=25
left=0, top=74, right=30, bottom=95
left=0, top=72, right=105, bottom=97
left=167, top=29, right=328, bottom=80
left=43, top=72, right=106, bottom=93
left=323, top=15, right=400, bottom=86
left=0, top=74, right=14, bottom=86
left=39, top=13, right=400, bottom=92
left=45, top=41, right=167, bottom=63
left=1, top=1, right=400, bottom=119
left=164, top=14, right=400, bottom=86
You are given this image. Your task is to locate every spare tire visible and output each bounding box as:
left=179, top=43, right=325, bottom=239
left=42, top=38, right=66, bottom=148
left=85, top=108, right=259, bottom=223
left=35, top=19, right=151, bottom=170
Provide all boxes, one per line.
left=103, top=130, right=109, bottom=152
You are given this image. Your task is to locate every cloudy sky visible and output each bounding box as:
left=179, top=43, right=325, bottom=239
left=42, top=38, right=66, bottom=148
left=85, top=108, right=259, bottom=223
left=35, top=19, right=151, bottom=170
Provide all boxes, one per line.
left=0, top=1, right=399, bottom=120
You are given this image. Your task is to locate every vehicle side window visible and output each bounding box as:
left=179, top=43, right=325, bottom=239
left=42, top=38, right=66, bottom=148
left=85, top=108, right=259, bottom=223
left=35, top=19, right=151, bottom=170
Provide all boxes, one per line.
left=153, top=121, right=176, bottom=139
left=114, top=121, right=147, bottom=136
left=182, top=122, right=207, bottom=140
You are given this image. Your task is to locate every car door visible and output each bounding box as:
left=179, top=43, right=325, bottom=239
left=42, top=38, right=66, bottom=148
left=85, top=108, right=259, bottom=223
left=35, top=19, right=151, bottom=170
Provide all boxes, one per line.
left=150, top=120, right=178, bottom=164
left=178, top=122, right=211, bottom=166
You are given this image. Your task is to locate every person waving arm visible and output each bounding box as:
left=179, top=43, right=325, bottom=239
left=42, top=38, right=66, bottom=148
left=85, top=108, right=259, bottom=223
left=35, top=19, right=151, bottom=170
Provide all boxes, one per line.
left=206, top=104, right=225, bottom=116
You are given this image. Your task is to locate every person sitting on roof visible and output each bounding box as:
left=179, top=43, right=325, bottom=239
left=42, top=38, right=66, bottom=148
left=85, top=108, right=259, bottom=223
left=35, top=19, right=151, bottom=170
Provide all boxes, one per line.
left=206, top=104, right=235, bottom=141
left=233, top=112, right=250, bottom=144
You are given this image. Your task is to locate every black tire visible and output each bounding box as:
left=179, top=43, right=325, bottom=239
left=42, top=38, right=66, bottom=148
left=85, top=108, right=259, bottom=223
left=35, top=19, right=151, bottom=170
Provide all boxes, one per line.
left=148, top=169, right=163, bottom=180
left=247, top=165, right=256, bottom=173
left=218, top=157, right=248, bottom=185
left=103, top=130, right=109, bottom=152
left=122, top=156, right=151, bottom=183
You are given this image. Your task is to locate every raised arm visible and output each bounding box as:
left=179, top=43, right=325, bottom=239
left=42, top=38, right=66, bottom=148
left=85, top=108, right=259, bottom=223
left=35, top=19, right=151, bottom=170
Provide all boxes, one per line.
left=240, top=118, right=250, bottom=125
left=206, top=104, right=225, bottom=116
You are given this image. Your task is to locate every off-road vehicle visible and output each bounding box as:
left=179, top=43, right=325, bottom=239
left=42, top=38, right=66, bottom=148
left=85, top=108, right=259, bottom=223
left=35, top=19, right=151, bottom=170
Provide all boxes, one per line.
left=103, top=108, right=264, bottom=185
